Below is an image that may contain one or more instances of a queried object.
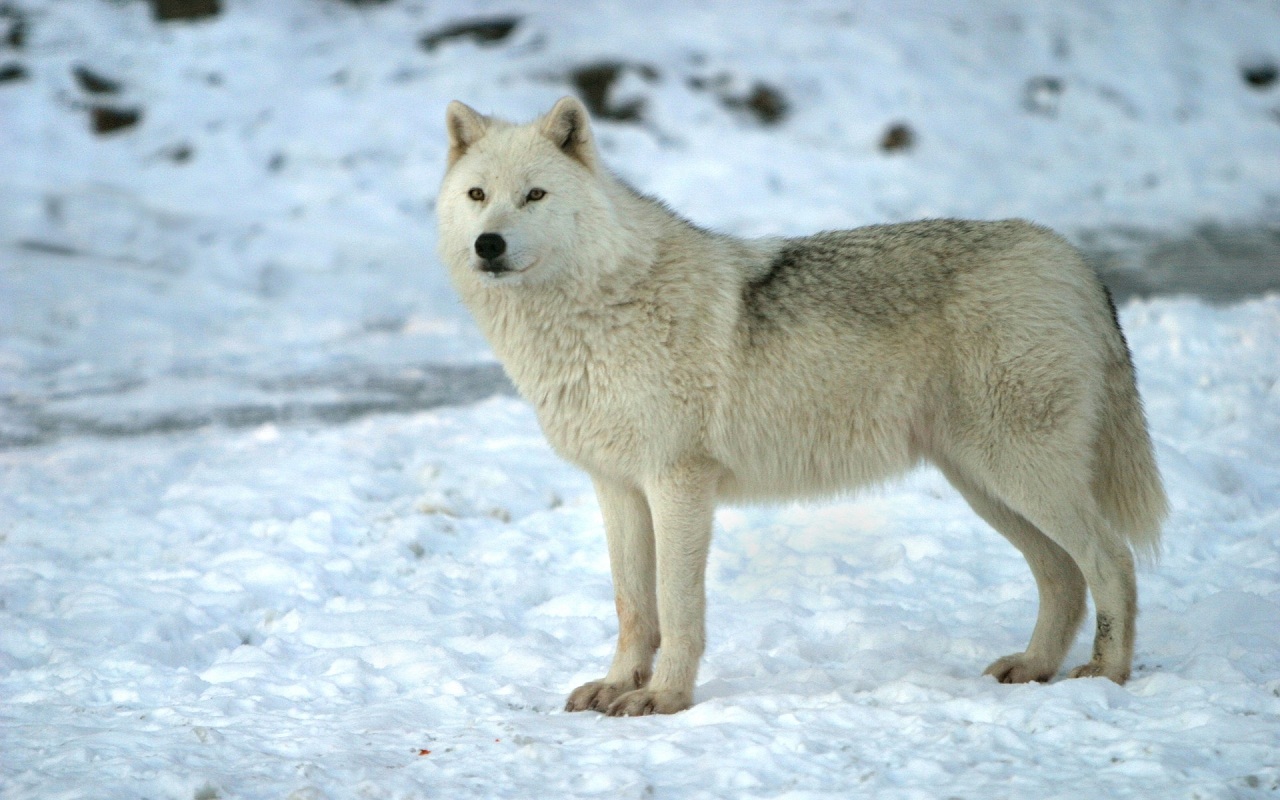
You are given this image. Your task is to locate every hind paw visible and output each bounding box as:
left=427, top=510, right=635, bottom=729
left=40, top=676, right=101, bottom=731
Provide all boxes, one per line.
left=1067, top=661, right=1129, bottom=684
left=984, top=653, right=1057, bottom=684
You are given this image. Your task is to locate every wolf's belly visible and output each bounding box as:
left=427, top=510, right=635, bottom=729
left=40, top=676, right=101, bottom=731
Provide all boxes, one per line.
left=708, top=378, right=924, bottom=502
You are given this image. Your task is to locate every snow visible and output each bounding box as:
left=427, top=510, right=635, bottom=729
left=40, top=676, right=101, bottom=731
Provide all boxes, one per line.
left=1, top=1, right=1278, bottom=798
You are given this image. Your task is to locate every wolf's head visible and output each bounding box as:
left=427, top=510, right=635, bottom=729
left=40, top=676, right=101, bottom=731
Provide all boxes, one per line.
left=437, top=96, right=622, bottom=287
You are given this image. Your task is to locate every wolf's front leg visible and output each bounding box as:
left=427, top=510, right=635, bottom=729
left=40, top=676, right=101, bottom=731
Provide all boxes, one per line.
left=565, top=478, right=660, bottom=712
left=604, top=462, right=718, bottom=716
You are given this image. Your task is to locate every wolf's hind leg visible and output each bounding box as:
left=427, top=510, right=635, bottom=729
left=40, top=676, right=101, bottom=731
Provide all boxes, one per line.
left=938, top=461, right=1087, bottom=683
left=984, top=468, right=1138, bottom=684
left=565, top=478, right=660, bottom=713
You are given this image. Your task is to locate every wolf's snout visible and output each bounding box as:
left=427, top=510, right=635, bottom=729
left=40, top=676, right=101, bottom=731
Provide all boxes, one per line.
left=475, top=233, right=507, bottom=261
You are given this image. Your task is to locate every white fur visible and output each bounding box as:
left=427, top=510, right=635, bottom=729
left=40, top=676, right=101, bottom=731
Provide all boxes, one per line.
left=437, top=97, right=1167, bottom=715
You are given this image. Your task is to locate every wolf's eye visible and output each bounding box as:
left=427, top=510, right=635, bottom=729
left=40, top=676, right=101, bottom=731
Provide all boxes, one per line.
left=467, top=187, right=485, bottom=202
left=526, top=188, right=546, bottom=202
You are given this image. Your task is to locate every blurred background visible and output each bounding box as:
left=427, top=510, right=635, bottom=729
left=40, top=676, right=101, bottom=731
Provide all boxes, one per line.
left=2, top=0, right=1278, bottom=448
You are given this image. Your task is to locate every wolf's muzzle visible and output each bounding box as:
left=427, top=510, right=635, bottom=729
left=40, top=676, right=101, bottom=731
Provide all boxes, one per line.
left=475, top=233, right=506, bottom=260
left=474, top=233, right=511, bottom=274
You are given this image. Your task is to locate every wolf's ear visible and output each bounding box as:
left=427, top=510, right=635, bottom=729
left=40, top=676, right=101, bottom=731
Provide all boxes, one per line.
left=446, top=101, right=489, bottom=166
left=539, top=96, right=597, bottom=170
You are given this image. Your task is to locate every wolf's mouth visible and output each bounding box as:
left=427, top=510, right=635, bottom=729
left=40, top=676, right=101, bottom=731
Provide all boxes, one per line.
left=477, top=257, right=537, bottom=277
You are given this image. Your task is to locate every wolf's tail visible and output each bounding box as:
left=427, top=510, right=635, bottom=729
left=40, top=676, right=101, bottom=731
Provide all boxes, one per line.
left=1091, top=317, right=1168, bottom=564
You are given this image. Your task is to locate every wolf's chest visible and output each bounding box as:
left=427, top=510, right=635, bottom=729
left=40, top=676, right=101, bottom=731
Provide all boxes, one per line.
left=481, top=295, right=695, bottom=477
left=520, top=365, right=663, bottom=478
left=512, top=345, right=691, bottom=481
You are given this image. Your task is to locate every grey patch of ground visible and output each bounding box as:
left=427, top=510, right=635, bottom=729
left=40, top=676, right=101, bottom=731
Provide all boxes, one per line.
left=1082, top=222, right=1280, bottom=304
left=0, top=363, right=516, bottom=449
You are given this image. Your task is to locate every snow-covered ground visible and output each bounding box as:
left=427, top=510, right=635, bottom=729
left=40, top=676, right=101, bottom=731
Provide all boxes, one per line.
left=1, top=1, right=1278, bottom=798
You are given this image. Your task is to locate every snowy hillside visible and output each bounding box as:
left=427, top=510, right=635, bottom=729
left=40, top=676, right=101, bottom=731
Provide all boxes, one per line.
left=1, top=1, right=1278, bottom=798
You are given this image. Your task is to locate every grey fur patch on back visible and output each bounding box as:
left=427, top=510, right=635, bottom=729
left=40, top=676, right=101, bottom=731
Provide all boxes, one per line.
left=744, top=220, right=1000, bottom=338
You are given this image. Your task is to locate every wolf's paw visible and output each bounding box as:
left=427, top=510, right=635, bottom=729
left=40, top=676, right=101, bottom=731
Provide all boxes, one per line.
left=984, top=653, right=1057, bottom=684
left=1067, top=661, right=1129, bottom=684
left=565, top=680, right=637, bottom=713
left=604, top=688, right=692, bottom=717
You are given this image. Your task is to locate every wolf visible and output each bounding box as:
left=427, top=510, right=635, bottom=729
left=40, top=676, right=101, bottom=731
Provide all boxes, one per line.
left=436, top=96, right=1167, bottom=716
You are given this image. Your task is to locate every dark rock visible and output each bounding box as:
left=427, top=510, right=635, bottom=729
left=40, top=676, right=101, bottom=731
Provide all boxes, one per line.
left=569, top=60, right=658, bottom=122
left=420, top=16, right=520, bottom=52
left=688, top=73, right=788, bottom=125
left=150, top=0, right=221, bottom=23
left=1242, top=61, right=1277, bottom=90
left=745, top=84, right=787, bottom=124
left=91, top=106, right=142, bottom=135
left=880, top=122, right=915, bottom=153
left=572, top=62, right=628, bottom=120
left=723, top=82, right=788, bottom=125
left=73, top=65, right=122, bottom=95
left=0, top=61, right=24, bottom=83
left=1, top=4, right=25, bottom=49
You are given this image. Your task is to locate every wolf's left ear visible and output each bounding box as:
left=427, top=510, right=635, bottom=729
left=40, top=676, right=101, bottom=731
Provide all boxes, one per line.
left=446, top=101, right=489, bottom=166
left=539, top=96, right=597, bottom=170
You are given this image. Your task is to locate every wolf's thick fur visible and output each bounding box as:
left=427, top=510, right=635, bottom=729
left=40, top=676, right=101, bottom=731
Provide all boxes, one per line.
left=437, top=97, right=1167, bottom=716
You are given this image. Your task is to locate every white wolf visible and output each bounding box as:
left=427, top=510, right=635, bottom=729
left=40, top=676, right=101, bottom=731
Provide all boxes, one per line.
left=436, top=96, right=1167, bottom=716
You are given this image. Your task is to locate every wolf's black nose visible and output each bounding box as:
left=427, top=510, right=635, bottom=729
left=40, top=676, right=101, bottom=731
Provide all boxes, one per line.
left=475, top=233, right=506, bottom=260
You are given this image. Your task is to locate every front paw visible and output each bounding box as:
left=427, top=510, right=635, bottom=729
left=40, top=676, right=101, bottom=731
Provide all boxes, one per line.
left=604, top=688, right=692, bottom=717
left=565, top=680, right=635, bottom=713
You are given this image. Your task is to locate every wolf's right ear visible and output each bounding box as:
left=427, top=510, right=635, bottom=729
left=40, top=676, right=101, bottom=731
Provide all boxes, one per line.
left=539, top=96, right=597, bottom=171
left=446, top=101, right=489, bottom=166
